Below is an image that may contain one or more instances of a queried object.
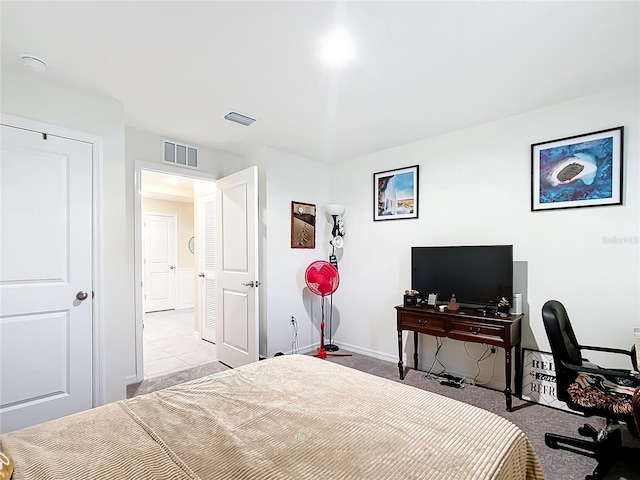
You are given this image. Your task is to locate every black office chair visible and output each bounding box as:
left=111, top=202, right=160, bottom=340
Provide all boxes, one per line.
left=542, top=300, right=640, bottom=480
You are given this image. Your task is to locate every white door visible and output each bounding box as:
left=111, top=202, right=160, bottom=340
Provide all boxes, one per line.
left=0, top=124, right=93, bottom=434
left=215, top=166, right=259, bottom=368
left=143, top=213, right=177, bottom=313
left=197, top=188, right=217, bottom=343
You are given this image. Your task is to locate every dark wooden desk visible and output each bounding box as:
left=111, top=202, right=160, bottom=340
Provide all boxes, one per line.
left=395, top=305, right=523, bottom=411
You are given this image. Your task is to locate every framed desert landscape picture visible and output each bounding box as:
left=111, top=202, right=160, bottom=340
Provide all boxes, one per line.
left=291, top=201, right=316, bottom=248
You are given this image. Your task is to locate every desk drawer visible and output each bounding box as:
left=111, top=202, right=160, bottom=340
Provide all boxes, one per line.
left=449, top=320, right=504, bottom=343
left=399, top=313, right=446, bottom=335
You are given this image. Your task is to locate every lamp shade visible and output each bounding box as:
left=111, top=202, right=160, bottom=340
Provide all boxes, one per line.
left=326, top=204, right=345, bottom=216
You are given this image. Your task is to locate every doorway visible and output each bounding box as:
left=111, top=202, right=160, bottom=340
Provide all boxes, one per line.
left=134, top=161, right=216, bottom=382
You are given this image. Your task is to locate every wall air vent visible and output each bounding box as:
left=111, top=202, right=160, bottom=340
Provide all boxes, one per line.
left=224, top=111, right=257, bottom=126
left=162, top=139, right=198, bottom=169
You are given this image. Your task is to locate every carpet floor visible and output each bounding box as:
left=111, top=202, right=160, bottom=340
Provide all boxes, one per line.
left=127, top=352, right=640, bottom=480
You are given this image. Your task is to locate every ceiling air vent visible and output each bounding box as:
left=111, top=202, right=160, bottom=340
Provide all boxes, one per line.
left=224, top=110, right=257, bottom=126
left=162, top=139, right=198, bottom=169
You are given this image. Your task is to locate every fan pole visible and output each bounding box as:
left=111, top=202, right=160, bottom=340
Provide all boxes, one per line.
left=316, top=297, right=327, bottom=359
left=325, top=293, right=339, bottom=352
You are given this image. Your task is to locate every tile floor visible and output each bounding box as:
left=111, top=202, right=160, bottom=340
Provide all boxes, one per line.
left=143, top=308, right=217, bottom=379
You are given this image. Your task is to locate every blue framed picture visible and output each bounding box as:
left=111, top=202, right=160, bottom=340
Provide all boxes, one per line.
left=373, top=165, right=419, bottom=221
left=531, top=127, right=623, bottom=211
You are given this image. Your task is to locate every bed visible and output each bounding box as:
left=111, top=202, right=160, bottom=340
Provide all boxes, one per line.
left=1, top=354, right=544, bottom=479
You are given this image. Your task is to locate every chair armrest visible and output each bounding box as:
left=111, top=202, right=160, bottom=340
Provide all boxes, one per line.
left=561, top=359, right=640, bottom=382
left=580, top=345, right=634, bottom=358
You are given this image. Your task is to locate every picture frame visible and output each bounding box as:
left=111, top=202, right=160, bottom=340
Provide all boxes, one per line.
left=373, top=165, right=419, bottom=221
left=520, top=348, right=579, bottom=414
left=531, top=126, right=623, bottom=211
left=290, top=201, right=316, bottom=249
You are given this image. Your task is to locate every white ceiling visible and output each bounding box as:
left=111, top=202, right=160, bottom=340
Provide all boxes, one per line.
left=2, top=1, right=638, bottom=163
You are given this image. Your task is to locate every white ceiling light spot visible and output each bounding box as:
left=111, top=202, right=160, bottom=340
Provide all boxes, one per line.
left=320, top=29, right=355, bottom=67
left=20, top=53, right=48, bottom=72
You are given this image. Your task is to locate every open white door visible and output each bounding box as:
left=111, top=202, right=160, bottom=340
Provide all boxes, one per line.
left=143, top=213, right=177, bottom=313
left=215, top=166, right=259, bottom=368
left=197, top=187, right=217, bottom=344
left=0, top=124, right=93, bottom=433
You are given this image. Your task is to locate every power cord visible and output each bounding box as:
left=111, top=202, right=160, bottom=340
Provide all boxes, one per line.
left=423, top=337, right=447, bottom=379
left=291, top=318, right=301, bottom=354
left=463, top=342, right=495, bottom=385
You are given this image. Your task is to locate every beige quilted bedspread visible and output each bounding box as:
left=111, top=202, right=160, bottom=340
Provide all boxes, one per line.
left=1, top=355, right=544, bottom=479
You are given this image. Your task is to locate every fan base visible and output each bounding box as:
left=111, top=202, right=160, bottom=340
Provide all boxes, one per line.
left=324, top=343, right=340, bottom=352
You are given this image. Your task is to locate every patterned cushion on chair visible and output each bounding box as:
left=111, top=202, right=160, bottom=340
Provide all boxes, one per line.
left=632, top=386, right=640, bottom=432
left=567, top=373, right=637, bottom=416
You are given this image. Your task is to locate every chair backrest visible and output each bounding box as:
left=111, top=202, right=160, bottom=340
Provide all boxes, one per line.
left=542, top=300, right=582, bottom=403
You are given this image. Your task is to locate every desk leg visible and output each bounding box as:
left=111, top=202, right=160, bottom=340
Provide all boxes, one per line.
left=505, top=347, right=513, bottom=412
left=413, top=331, right=419, bottom=370
left=397, top=331, right=404, bottom=380
left=514, top=343, right=522, bottom=399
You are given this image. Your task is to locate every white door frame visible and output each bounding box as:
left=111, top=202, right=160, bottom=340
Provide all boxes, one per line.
left=133, top=159, right=217, bottom=383
left=1, top=113, right=105, bottom=406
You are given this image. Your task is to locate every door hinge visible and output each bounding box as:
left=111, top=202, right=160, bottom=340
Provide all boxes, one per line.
left=42, top=132, right=48, bottom=140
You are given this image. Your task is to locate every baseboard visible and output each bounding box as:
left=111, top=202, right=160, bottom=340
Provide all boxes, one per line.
left=331, top=341, right=398, bottom=363
left=286, top=341, right=397, bottom=365
left=125, top=374, right=139, bottom=385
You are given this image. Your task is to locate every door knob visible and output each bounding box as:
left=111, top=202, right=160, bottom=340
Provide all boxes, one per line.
left=199, top=273, right=205, bottom=278
left=241, top=281, right=255, bottom=287
left=76, top=291, right=88, bottom=301
left=170, top=266, right=176, bottom=270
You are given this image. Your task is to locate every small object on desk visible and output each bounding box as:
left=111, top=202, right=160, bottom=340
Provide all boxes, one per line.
left=427, top=293, right=438, bottom=308
left=403, top=294, right=418, bottom=306
left=497, top=296, right=511, bottom=314
left=438, top=305, right=446, bottom=312
left=447, top=294, right=460, bottom=312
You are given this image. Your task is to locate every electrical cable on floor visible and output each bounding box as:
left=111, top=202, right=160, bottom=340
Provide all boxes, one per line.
left=423, top=337, right=447, bottom=379
left=463, top=342, right=494, bottom=385
left=474, top=350, right=497, bottom=386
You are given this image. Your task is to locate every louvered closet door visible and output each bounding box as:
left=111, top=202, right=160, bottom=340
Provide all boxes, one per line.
left=200, top=191, right=216, bottom=343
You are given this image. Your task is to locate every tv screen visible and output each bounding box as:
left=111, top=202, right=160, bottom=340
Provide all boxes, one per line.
left=411, top=245, right=513, bottom=307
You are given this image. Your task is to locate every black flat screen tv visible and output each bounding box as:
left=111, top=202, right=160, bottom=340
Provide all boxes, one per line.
left=411, top=245, right=513, bottom=307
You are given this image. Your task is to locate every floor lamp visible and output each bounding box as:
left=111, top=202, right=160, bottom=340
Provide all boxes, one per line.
left=325, top=204, right=346, bottom=353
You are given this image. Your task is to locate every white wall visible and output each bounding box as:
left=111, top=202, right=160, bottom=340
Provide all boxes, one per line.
left=1, top=71, right=131, bottom=404
left=329, top=83, right=639, bottom=388
left=248, top=147, right=331, bottom=357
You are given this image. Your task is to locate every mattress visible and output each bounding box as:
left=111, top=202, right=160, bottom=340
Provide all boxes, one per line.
left=1, top=354, right=544, bottom=479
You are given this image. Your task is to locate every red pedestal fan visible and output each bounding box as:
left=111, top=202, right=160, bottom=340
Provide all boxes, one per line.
left=305, top=260, right=351, bottom=359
